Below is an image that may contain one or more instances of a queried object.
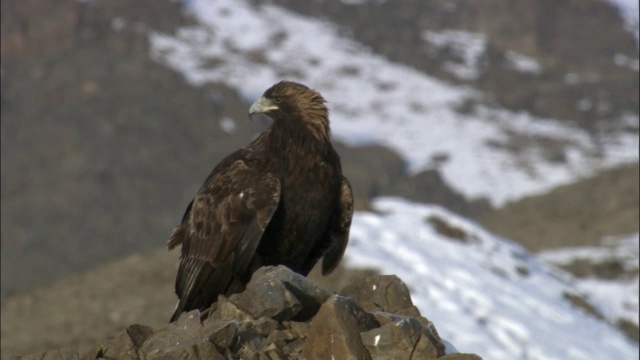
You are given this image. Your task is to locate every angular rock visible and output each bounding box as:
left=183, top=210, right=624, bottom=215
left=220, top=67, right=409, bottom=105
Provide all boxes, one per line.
left=137, top=310, right=203, bottom=357
left=282, top=321, right=310, bottom=339
left=439, top=353, right=484, bottom=360
left=229, top=266, right=330, bottom=322
left=208, top=296, right=255, bottom=323
left=340, top=275, right=417, bottom=315
left=261, top=347, right=288, bottom=360
left=126, top=324, right=155, bottom=349
left=103, top=326, right=147, bottom=359
left=369, top=311, right=409, bottom=326
left=302, top=295, right=379, bottom=360
left=361, top=311, right=445, bottom=359
left=415, top=330, right=446, bottom=359
left=201, top=320, right=239, bottom=350
left=136, top=311, right=225, bottom=359
left=80, top=343, right=104, bottom=360
left=144, top=338, right=223, bottom=360
left=267, top=329, right=296, bottom=346
left=279, top=338, right=306, bottom=358
left=234, top=332, right=270, bottom=359
left=361, top=316, right=429, bottom=359
left=240, top=317, right=280, bottom=336
left=422, top=320, right=446, bottom=356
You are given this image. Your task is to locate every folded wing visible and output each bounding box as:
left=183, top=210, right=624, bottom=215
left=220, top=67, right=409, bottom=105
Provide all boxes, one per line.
left=169, top=159, right=280, bottom=321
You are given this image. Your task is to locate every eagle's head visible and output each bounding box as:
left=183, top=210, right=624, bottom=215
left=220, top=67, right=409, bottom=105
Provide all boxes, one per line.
left=249, top=81, right=329, bottom=139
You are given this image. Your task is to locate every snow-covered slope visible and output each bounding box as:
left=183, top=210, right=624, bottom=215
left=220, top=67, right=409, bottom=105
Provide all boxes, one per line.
left=347, top=197, right=638, bottom=359
left=149, top=0, right=639, bottom=206
left=540, top=233, right=640, bottom=331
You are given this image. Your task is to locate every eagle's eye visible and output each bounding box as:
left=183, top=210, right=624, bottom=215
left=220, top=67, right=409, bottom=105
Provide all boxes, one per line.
left=274, top=96, right=283, bottom=103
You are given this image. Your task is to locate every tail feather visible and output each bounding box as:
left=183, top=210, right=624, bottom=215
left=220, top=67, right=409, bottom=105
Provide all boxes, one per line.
left=169, top=300, right=186, bottom=322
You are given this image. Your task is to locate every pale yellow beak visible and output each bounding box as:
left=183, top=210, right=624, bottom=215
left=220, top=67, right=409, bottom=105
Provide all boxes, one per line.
left=249, top=97, right=278, bottom=115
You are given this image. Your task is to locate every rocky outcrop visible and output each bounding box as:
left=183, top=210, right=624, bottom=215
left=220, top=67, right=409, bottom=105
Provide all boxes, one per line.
left=10, top=266, right=482, bottom=360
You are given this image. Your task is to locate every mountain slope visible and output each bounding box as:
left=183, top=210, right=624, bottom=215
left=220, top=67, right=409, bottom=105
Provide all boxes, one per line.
left=150, top=0, right=639, bottom=205
left=2, top=198, right=637, bottom=359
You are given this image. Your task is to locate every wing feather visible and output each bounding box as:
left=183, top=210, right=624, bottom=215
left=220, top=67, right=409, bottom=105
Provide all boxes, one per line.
left=321, top=176, right=354, bottom=275
left=169, top=158, right=281, bottom=321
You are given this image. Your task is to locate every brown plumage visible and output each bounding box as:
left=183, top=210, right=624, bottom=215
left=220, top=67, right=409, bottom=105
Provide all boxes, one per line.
left=168, top=81, right=353, bottom=322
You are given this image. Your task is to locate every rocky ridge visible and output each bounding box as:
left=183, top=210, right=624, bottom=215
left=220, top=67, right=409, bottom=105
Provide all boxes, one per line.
left=11, top=266, right=481, bottom=360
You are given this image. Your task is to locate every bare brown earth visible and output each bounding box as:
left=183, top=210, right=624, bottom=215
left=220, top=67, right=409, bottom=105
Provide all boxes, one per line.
left=478, top=163, right=639, bottom=251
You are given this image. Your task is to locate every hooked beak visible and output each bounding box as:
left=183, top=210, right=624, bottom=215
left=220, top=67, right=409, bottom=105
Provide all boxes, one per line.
left=248, top=97, right=278, bottom=118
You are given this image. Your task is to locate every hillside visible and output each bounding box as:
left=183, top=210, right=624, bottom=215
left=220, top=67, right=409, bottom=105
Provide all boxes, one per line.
left=2, top=198, right=637, bottom=359
left=479, top=162, right=639, bottom=250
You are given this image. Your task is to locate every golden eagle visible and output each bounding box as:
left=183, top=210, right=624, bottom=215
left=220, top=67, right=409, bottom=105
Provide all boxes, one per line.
left=168, top=81, right=353, bottom=322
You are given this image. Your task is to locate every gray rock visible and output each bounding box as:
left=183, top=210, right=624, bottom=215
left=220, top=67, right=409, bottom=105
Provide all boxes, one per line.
left=240, top=317, right=280, bottom=337
left=80, top=343, right=104, bottom=360
left=234, top=332, right=270, bottom=359
left=282, top=321, right=310, bottom=339
left=137, top=310, right=203, bottom=358
left=126, top=325, right=155, bottom=350
left=144, top=338, right=223, bottom=360
left=136, top=311, right=226, bottom=359
left=439, top=353, right=484, bottom=360
left=302, top=295, right=379, bottom=360
left=201, top=320, right=239, bottom=350
left=361, top=316, right=426, bottom=359
left=340, top=275, right=416, bottom=315
left=103, top=325, right=150, bottom=359
left=343, top=275, right=446, bottom=357
left=229, top=266, right=330, bottom=322
left=422, top=320, right=447, bottom=356
left=208, top=296, right=255, bottom=323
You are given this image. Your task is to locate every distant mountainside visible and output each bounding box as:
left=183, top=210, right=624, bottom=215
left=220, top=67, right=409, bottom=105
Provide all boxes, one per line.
left=264, top=0, right=638, bottom=128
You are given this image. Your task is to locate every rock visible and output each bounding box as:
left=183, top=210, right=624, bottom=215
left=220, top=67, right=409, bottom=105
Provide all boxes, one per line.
left=361, top=316, right=440, bottom=360
left=102, top=332, right=135, bottom=359
left=12, top=268, right=481, bottom=359
left=126, top=324, right=155, bottom=349
left=80, top=343, right=104, bottom=360
left=422, top=320, right=447, bottom=356
left=208, top=296, right=255, bottom=323
left=137, top=310, right=204, bottom=358
left=240, top=317, right=281, bottom=337
left=201, top=320, right=239, bottom=350
left=229, top=266, right=330, bottom=322
left=102, top=324, right=154, bottom=359
left=439, top=353, right=484, bottom=360
left=144, top=339, right=223, bottom=360
left=302, top=295, right=379, bottom=359
left=340, top=274, right=418, bottom=315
